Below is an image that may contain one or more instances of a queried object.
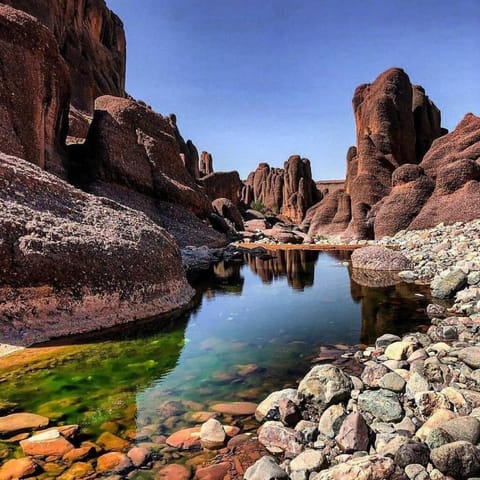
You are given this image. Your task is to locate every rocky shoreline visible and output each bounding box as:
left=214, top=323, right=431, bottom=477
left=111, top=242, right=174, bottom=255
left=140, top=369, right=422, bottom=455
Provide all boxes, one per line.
left=238, top=220, right=480, bottom=480
left=1, top=220, right=478, bottom=479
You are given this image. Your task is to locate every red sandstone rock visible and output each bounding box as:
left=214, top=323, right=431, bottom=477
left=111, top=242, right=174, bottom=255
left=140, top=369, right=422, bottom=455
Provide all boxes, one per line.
left=20, top=430, right=74, bottom=457
left=374, top=114, right=480, bottom=236
left=212, top=198, right=244, bottom=231
left=200, top=171, right=243, bottom=205
left=0, top=153, right=194, bottom=346
left=75, top=95, right=212, bottom=218
left=196, top=462, right=230, bottom=480
left=0, top=413, right=49, bottom=436
left=166, top=427, right=202, bottom=450
left=157, top=464, right=191, bottom=480
left=242, top=156, right=319, bottom=222
left=5, top=0, right=126, bottom=126
left=96, top=451, right=132, bottom=474
left=210, top=402, right=257, bottom=416
left=200, top=151, right=214, bottom=176
left=0, top=457, right=36, bottom=480
left=351, top=246, right=413, bottom=271
left=0, top=4, right=70, bottom=177
left=307, top=68, right=443, bottom=240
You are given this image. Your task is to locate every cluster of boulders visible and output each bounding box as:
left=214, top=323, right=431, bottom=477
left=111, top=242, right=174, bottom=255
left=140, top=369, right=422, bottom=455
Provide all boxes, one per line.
left=246, top=325, right=480, bottom=480
left=0, top=412, right=153, bottom=479
left=238, top=220, right=480, bottom=480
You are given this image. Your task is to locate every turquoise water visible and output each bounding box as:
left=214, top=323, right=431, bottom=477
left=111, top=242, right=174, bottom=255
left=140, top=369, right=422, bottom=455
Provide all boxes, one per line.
left=0, top=250, right=430, bottom=453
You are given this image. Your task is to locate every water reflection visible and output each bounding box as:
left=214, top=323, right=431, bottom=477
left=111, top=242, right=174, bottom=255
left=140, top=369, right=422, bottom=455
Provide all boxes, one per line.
left=244, top=250, right=319, bottom=290
left=0, top=249, right=431, bottom=451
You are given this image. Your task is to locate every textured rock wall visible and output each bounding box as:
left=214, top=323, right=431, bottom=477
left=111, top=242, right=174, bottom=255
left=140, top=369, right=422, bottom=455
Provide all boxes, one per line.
left=5, top=0, right=126, bottom=118
left=0, top=5, right=70, bottom=177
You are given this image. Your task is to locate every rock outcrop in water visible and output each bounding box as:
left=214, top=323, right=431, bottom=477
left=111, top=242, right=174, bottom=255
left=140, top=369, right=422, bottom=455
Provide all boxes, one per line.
left=0, top=153, right=194, bottom=346
left=242, top=155, right=321, bottom=223
left=4, top=0, right=126, bottom=139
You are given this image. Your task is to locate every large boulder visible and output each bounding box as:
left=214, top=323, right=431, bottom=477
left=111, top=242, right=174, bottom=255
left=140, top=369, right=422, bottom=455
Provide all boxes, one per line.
left=351, top=246, right=413, bottom=271
left=200, top=171, right=243, bottom=205
left=0, top=4, right=70, bottom=177
left=5, top=0, right=126, bottom=137
left=0, top=153, right=194, bottom=346
left=72, top=95, right=212, bottom=218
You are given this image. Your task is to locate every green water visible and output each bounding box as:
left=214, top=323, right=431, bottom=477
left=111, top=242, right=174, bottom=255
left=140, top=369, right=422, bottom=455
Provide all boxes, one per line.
left=0, top=250, right=430, bottom=454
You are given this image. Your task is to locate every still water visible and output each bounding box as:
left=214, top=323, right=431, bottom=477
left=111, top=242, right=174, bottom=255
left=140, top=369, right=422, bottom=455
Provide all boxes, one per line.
left=0, top=250, right=430, bottom=456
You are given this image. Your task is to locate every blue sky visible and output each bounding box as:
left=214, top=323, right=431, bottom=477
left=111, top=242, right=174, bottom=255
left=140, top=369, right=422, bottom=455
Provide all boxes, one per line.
left=107, top=0, right=479, bottom=180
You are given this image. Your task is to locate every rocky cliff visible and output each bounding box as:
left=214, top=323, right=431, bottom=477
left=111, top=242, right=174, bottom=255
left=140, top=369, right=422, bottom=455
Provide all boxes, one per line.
left=0, top=1, right=227, bottom=343
left=4, top=0, right=126, bottom=139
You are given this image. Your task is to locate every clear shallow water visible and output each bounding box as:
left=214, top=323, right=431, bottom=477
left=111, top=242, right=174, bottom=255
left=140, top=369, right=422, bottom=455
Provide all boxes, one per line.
left=0, top=250, right=431, bottom=456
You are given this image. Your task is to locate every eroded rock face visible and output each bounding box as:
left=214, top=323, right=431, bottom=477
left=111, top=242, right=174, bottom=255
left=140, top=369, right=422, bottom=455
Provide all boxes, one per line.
left=5, top=0, right=126, bottom=121
left=307, top=68, right=444, bottom=240
left=0, top=153, right=194, bottom=346
left=374, top=114, right=480, bottom=236
left=242, top=156, right=320, bottom=222
left=0, top=4, right=70, bottom=177
left=73, top=95, right=212, bottom=218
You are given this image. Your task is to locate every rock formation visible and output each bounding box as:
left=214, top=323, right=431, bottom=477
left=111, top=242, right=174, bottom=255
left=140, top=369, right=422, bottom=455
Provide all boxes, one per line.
left=200, top=171, right=243, bottom=205
left=5, top=0, right=126, bottom=138
left=72, top=95, right=212, bottom=218
left=0, top=4, right=70, bottom=177
left=374, top=113, right=480, bottom=236
left=306, top=68, right=444, bottom=239
left=242, top=156, right=320, bottom=223
left=168, top=114, right=200, bottom=180
left=199, top=151, right=214, bottom=176
left=0, top=153, right=194, bottom=346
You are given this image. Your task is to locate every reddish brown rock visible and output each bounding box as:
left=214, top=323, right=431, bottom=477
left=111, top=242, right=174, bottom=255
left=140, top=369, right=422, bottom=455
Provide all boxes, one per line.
left=374, top=114, right=480, bottom=236
left=242, top=156, right=320, bottom=222
left=258, top=421, right=303, bottom=457
left=157, top=464, right=191, bottom=480
left=20, top=430, right=74, bottom=457
left=0, top=4, right=70, bottom=177
left=372, top=164, right=434, bottom=238
left=412, top=85, right=443, bottom=162
left=410, top=114, right=480, bottom=230
left=210, top=402, right=257, bottom=416
left=351, top=246, right=413, bottom=271
left=0, top=413, right=49, bottom=436
left=5, top=0, right=126, bottom=127
left=282, top=155, right=321, bottom=222
left=212, top=198, right=244, bottom=231
left=196, top=462, right=230, bottom=480
left=335, top=412, right=370, bottom=453
left=166, top=427, right=201, bottom=450
left=307, top=68, right=443, bottom=240
left=168, top=114, right=200, bottom=179
left=96, top=451, right=132, bottom=474
left=0, top=153, right=194, bottom=346
left=200, top=151, right=214, bottom=176
left=200, top=171, right=243, bottom=205
left=75, top=95, right=212, bottom=218
left=0, top=457, right=36, bottom=480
